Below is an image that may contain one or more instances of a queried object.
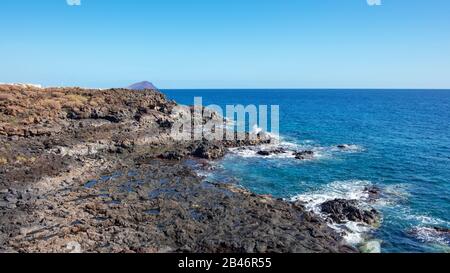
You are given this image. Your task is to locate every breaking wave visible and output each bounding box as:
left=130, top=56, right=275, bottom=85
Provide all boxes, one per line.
left=412, top=227, right=450, bottom=246
left=228, top=137, right=364, bottom=161
left=290, top=180, right=378, bottom=246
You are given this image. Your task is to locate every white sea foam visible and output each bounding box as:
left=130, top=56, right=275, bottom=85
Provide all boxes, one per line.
left=310, top=144, right=365, bottom=160
left=381, top=184, right=410, bottom=203
left=407, top=214, right=450, bottom=227
left=228, top=148, right=297, bottom=159
left=391, top=201, right=450, bottom=229
left=413, top=227, right=450, bottom=246
left=290, top=180, right=372, bottom=214
left=401, top=210, right=450, bottom=247
left=330, top=144, right=365, bottom=153
left=228, top=137, right=301, bottom=159
left=380, top=201, right=450, bottom=249
left=290, top=180, right=377, bottom=245
left=195, top=170, right=211, bottom=178
left=251, top=124, right=263, bottom=134
left=229, top=138, right=331, bottom=161
left=228, top=135, right=365, bottom=163
left=293, top=180, right=449, bottom=248
left=333, top=222, right=373, bottom=245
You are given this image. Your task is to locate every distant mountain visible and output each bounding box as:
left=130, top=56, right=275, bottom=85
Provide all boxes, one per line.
left=127, top=81, right=158, bottom=91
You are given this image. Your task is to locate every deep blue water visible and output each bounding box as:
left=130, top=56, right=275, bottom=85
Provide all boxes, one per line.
left=163, top=89, right=450, bottom=253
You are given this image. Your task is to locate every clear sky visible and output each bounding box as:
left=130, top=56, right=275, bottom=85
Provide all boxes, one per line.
left=1, top=0, right=449, bottom=89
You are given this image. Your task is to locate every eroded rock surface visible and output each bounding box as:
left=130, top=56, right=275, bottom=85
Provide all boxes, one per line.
left=293, top=150, right=315, bottom=160
left=0, top=85, right=355, bottom=253
left=320, top=199, right=380, bottom=226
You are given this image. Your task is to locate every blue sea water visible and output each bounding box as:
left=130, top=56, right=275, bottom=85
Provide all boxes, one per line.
left=163, top=89, right=450, bottom=253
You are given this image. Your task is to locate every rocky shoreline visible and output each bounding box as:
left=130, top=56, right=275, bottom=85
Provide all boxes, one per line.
left=0, top=85, right=358, bottom=253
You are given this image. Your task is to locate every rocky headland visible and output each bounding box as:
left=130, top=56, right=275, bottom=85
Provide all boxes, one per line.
left=0, top=84, right=358, bottom=253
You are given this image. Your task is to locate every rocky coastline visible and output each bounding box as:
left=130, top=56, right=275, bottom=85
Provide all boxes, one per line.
left=0, top=85, right=359, bottom=253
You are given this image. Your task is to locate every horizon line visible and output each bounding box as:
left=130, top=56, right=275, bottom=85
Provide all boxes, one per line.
left=2, top=82, right=450, bottom=91
left=160, top=87, right=450, bottom=91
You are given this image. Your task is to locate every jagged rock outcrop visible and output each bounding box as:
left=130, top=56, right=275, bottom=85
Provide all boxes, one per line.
left=294, top=150, right=315, bottom=160
left=0, top=84, right=356, bottom=253
left=320, top=199, right=380, bottom=226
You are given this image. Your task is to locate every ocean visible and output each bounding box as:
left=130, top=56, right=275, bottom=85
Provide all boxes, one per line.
left=163, top=89, right=450, bottom=253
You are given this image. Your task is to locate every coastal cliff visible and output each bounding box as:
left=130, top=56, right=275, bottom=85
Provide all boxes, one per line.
left=0, top=85, right=356, bottom=253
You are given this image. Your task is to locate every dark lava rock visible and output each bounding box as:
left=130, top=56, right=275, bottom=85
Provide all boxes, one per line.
left=1, top=161, right=358, bottom=253
left=156, top=118, right=173, bottom=128
left=409, top=226, right=450, bottom=244
left=293, top=150, right=315, bottom=160
left=364, top=186, right=382, bottom=202
left=336, top=144, right=357, bottom=150
left=257, top=148, right=286, bottom=156
left=159, top=151, right=185, bottom=161
left=320, top=199, right=380, bottom=226
left=0, top=84, right=356, bottom=253
left=432, top=227, right=450, bottom=234
left=192, top=143, right=226, bottom=160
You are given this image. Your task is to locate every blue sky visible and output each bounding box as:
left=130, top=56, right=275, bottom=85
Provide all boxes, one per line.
left=0, top=0, right=449, bottom=89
